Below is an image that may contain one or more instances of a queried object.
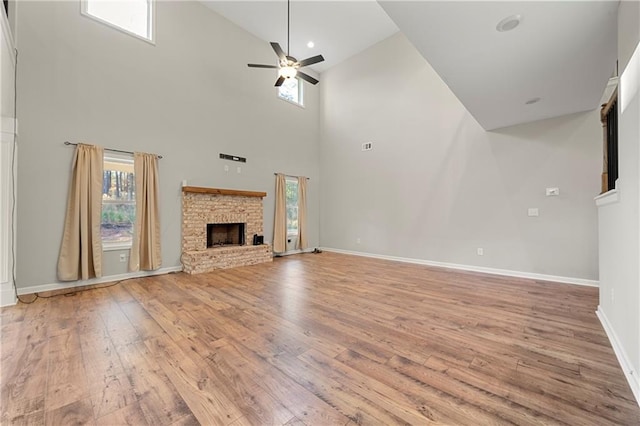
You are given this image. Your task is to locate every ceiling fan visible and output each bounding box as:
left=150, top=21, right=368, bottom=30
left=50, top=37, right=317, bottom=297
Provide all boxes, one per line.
left=247, top=0, right=324, bottom=87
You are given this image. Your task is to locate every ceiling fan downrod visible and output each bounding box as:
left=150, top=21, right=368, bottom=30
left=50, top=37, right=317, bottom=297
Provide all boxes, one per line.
left=287, top=0, right=290, bottom=57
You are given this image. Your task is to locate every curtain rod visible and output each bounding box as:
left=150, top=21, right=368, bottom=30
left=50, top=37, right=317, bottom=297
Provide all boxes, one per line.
left=274, top=173, right=310, bottom=180
left=64, top=141, right=163, bottom=159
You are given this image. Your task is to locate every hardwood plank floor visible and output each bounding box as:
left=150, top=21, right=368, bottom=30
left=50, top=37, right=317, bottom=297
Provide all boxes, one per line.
left=2, top=252, right=639, bottom=425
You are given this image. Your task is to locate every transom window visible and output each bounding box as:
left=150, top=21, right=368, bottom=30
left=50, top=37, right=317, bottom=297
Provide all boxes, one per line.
left=82, top=0, right=154, bottom=43
left=102, top=155, right=135, bottom=248
left=278, top=77, right=304, bottom=107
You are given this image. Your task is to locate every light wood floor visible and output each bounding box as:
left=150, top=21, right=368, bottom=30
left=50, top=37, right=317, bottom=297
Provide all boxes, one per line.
left=2, top=252, right=639, bottom=425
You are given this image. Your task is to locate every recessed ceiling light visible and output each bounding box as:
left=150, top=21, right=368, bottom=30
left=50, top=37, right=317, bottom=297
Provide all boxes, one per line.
left=307, top=41, right=314, bottom=48
left=525, top=97, right=541, bottom=105
left=496, top=14, right=522, bottom=32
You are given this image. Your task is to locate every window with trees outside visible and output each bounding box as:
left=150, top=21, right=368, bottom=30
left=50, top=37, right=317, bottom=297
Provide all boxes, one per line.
left=102, top=155, right=135, bottom=248
left=285, top=178, right=299, bottom=236
left=82, top=0, right=154, bottom=43
left=278, top=77, right=303, bottom=107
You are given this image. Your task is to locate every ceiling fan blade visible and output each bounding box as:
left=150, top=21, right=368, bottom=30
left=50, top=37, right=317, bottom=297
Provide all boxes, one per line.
left=275, top=76, right=286, bottom=87
left=270, top=42, right=287, bottom=62
left=248, top=64, right=278, bottom=69
left=297, top=71, right=319, bottom=85
left=297, top=55, right=325, bottom=68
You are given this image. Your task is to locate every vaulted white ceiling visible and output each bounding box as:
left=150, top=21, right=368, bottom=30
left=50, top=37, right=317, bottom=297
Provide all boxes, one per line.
left=378, top=1, right=618, bottom=129
left=201, top=0, right=398, bottom=73
left=202, top=1, right=618, bottom=130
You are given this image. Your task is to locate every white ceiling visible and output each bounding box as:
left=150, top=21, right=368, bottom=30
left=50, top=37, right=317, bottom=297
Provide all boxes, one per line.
left=202, top=1, right=618, bottom=130
left=379, top=1, right=618, bottom=129
left=201, top=0, right=399, bottom=73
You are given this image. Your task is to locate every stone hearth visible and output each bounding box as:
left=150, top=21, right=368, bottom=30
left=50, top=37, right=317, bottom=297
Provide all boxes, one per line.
left=181, top=186, right=272, bottom=274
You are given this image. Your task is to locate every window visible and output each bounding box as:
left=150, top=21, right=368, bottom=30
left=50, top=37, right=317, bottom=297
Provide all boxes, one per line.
left=600, top=90, right=618, bottom=193
left=82, top=0, right=154, bottom=43
left=102, top=155, right=135, bottom=248
left=285, top=178, right=299, bottom=236
left=278, top=77, right=304, bottom=107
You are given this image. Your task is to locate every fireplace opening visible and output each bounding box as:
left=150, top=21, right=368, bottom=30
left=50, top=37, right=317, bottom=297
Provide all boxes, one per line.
left=207, top=223, right=245, bottom=248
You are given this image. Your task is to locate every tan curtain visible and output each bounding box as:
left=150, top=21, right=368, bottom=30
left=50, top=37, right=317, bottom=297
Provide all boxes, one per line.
left=129, top=152, right=162, bottom=271
left=297, top=176, right=308, bottom=250
left=57, top=144, right=104, bottom=281
left=273, top=173, right=287, bottom=253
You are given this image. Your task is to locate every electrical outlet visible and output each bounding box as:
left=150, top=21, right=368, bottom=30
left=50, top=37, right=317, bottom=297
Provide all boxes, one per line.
left=362, top=142, right=373, bottom=151
left=224, top=165, right=229, bottom=172
left=477, top=248, right=484, bottom=256
left=119, top=254, right=127, bottom=262
left=528, top=208, right=539, bottom=217
left=356, top=238, right=361, bottom=244
left=546, top=187, right=560, bottom=196
left=237, top=166, right=241, bottom=174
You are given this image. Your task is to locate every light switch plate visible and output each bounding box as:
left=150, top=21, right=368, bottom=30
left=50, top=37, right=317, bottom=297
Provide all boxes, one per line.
left=528, top=208, right=539, bottom=217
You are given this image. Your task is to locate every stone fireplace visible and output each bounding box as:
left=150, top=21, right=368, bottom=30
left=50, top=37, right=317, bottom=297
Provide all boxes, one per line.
left=181, top=186, right=272, bottom=274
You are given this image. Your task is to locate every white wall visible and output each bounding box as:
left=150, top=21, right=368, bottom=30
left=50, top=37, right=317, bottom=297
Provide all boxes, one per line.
left=1, top=3, right=14, bottom=119
left=1, top=2, right=17, bottom=306
left=597, top=0, right=640, bottom=403
left=320, top=33, right=601, bottom=282
left=15, top=1, right=320, bottom=291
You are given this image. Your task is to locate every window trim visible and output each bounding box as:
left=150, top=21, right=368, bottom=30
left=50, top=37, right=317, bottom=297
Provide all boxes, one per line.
left=102, top=153, right=135, bottom=250
left=595, top=189, right=619, bottom=207
left=103, top=242, right=133, bottom=252
left=80, top=0, right=156, bottom=45
left=277, top=76, right=305, bottom=108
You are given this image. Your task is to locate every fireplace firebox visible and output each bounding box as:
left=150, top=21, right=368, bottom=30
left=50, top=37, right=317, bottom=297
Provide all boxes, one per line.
left=207, top=223, right=245, bottom=248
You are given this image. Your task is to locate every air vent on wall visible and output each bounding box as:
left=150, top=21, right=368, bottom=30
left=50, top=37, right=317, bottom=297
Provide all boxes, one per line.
left=219, top=153, right=246, bottom=163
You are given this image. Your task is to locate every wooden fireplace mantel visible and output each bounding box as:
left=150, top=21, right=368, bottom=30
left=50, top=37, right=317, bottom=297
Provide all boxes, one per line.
left=182, top=186, right=266, bottom=198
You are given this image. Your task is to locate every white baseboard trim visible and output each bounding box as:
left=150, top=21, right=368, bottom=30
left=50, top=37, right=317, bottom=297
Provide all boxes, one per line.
left=0, top=282, right=17, bottom=307
left=596, top=306, right=640, bottom=406
left=320, top=247, right=599, bottom=287
left=16, top=266, right=183, bottom=296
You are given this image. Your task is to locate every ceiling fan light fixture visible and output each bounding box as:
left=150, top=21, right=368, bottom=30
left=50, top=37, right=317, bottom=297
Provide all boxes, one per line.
left=247, top=0, right=324, bottom=86
left=279, top=66, right=298, bottom=79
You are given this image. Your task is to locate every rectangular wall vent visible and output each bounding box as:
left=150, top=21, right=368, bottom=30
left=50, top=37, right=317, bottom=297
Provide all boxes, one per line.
left=219, top=153, right=247, bottom=163
left=362, top=142, right=373, bottom=151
